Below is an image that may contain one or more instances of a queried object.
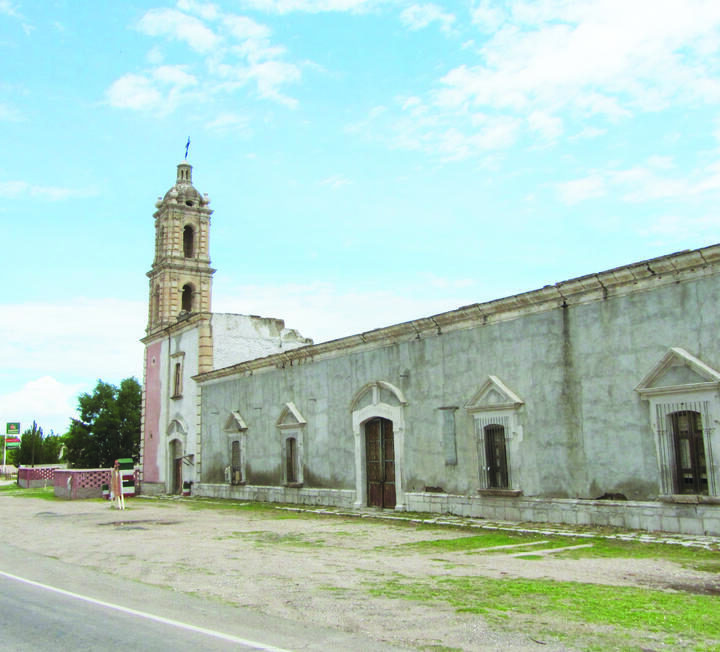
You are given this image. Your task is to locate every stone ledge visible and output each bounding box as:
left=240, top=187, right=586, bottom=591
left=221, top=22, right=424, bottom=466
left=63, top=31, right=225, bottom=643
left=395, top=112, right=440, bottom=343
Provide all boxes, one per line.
left=659, top=494, right=720, bottom=505
left=477, top=489, right=523, bottom=497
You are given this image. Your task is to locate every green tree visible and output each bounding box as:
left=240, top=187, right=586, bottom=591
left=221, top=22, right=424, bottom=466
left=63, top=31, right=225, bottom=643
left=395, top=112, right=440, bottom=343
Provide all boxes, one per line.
left=65, top=378, right=141, bottom=468
left=11, top=421, right=65, bottom=466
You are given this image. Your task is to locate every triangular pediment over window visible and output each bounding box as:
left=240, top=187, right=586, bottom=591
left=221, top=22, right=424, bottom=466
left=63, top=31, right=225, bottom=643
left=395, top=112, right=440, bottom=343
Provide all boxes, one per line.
left=276, top=402, right=307, bottom=429
left=636, top=347, right=720, bottom=399
left=224, top=410, right=248, bottom=432
left=466, top=376, right=524, bottom=413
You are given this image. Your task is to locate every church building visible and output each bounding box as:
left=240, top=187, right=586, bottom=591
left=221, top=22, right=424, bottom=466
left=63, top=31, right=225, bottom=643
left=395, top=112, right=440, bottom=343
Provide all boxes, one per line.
left=140, top=161, right=720, bottom=536
left=140, top=162, right=311, bottom=495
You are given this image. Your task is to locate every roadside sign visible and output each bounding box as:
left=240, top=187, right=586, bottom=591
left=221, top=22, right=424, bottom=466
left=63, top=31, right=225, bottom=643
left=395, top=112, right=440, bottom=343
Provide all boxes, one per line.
left=4, top=437, right=20, bottom=449
left=6, top=423, right=20, bottom=436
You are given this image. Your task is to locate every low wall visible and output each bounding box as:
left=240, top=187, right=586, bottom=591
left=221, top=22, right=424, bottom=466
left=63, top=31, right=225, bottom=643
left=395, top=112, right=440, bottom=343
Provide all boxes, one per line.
left=54, top=469, right=110, bottom=499
left=195, top=484, right=720, bottom=536
left=196, top=483, right=356, bottom=509
left=138, top=481, right=166, bottom=496
left=404, top=492, right=720, bottom=536
left=17, top=466, right=62, bottom=488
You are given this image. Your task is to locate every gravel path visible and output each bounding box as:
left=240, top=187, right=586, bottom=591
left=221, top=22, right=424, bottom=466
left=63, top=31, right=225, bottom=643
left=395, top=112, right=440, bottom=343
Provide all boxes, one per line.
left=1, top=493, right=718, bottom=651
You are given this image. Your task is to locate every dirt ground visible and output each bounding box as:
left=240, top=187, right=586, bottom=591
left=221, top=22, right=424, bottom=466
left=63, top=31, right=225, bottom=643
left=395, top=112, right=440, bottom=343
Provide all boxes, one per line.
left=1, top=493, right=718, bottom=651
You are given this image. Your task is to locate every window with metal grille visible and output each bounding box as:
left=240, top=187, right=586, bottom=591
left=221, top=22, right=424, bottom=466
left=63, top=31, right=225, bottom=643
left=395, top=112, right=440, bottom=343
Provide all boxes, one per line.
left=230, top=440, right=243, bottom=485
left=484, top=424, right=509, bottom=489
left=654, top=401, right=715, bottom=496
left=286, top=437, right=297, bottom=484
left=670, top=410, right=708, bottom=495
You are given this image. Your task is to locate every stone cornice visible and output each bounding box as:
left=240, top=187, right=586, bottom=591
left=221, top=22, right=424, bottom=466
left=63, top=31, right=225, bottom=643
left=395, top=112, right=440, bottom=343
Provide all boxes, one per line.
left=195, top=243, right=720, bottom=385
left=146, top=262, right=216, bottom=278
left=141, top=311, right=212, bottom=344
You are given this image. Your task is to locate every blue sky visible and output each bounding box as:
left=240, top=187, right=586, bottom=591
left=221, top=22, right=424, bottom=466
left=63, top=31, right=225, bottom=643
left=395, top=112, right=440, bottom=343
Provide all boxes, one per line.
left=2, top=0, right=720, bottom=436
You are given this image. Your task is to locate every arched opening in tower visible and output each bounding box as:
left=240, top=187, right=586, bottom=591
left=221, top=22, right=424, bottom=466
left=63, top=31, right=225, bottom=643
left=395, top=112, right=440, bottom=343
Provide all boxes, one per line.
left=181, top=284, right=193, bottom=312
left=183, top=225, right=194, bottom=258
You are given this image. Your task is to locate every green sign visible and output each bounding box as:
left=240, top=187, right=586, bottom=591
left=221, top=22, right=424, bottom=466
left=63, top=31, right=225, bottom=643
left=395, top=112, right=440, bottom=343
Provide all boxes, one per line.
left=6, top=422, right=20, bottom=436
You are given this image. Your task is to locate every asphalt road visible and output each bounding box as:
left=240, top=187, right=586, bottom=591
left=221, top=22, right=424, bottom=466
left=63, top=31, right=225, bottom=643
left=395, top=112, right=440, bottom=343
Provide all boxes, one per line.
left=0, top=544, right=407, bottom=651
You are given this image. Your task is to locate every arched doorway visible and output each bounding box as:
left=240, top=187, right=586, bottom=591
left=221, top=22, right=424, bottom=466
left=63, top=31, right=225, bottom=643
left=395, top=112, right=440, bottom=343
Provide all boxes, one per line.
left=351, top=381, right=407, bottom=510
left=365, top=417, right=396, bottom=509
left=169, top=438, right=184, bottom=495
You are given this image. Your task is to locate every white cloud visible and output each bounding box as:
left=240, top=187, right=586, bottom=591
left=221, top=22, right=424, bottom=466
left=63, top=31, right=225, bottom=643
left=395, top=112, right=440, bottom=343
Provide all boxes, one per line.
left=471, top=0, right=506, bottom=33
left=640, top=213, right=720, bottom=245
left=0, top=377, right=81, bottom=436
left=239, top=0, right=376, bottom=13
left=0, top=299, right=145, bottom=381
left=527, top=111, right=563, bottom=141
left=137, top=8, right=219, bottom=53
left=0, top=0, right=21, bottom=19
left=362, top=0, right=720, bottom=159
left=106, top=73, right=163, bottom=110
left=0, top=102, right=23, bottom=122
left=556, top=174, right=607, bottom=205
left=250, top=60, right=301, bottom=106
left=556, top=158, right=720, bottom=205
left=0, top=298, right=146, bottom=436
left=364, top=99, right=521, bottom=160
left=572, top=126, right=606, bottom=140
left=106, top=65, right=202, bottom=112
left=443, top=0, right=720, bottom=116
left=146, top=46, right=165, bottom=65
left=0, top=180, right=98, bottom=201
left=206, top=112, right=251, bottom=132
left=153, top=65, right=198, bottom=87
left=223, top=14, right=271, bottom=41
left=214, top=279, right=481, bottom=344
left=320, top=174, right=351, bottom=188
left=400, top=4, right=456, bottom=33
left=177, top=0, right=221, bottom=21
left=109, top=4, right=302, bottom=112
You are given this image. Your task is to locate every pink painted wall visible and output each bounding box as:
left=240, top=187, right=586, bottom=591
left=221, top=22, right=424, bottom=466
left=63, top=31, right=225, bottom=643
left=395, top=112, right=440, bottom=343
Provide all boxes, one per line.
left=17, top=466, right=59, bottom=488
left=54, top=469, right=110, bottom=499
left=143, top=340, right=163, bottom=482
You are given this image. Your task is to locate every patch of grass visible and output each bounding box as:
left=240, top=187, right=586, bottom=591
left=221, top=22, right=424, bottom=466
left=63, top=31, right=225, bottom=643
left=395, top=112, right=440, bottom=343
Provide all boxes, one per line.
left=692, top=560, right=720, bottom=573
left=557, top=537, right=720, bottom=572
left=394, top=528, right=720, bottom=574
left=369, top=575, right=720, bottom=649
left=396, top=532, right=551, bottom=553
left=0, top=485, right=57, bottom=500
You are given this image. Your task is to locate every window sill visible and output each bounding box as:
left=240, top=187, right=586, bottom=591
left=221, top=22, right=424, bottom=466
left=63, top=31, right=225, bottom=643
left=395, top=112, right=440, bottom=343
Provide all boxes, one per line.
left=285, top=482, right=303, bottom=489
left=659, top=494, right=718, bottom=504
left=230, top=481, right=246, bottom=486
left=477, top=489, right=523, bottom=497
left=170, top=394, right=183, bottom=400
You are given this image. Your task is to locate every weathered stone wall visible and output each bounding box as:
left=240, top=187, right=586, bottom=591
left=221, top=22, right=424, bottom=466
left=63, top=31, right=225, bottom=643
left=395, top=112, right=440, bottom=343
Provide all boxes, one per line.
left=141, top=312, right=312, bottom=493
left=212, top=313, right=312, bottom=369
left=199, top=269, right=720, bottom=500
left=194, top=247, right=720, bottom=537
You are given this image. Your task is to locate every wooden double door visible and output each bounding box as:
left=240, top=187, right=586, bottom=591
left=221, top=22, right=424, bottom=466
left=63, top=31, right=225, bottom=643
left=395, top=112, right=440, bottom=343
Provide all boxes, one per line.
left=365, top=417, right=396, bottom=509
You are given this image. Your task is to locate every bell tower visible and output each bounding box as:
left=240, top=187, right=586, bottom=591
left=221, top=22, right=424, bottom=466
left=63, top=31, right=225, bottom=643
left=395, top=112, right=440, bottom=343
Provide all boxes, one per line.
left=147, top=161, right=215, bottom=334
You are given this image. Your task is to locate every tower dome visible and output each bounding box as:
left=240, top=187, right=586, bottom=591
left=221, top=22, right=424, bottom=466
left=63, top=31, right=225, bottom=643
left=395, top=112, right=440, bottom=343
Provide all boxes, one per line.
left=161, top=161, right=210, bottom=208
